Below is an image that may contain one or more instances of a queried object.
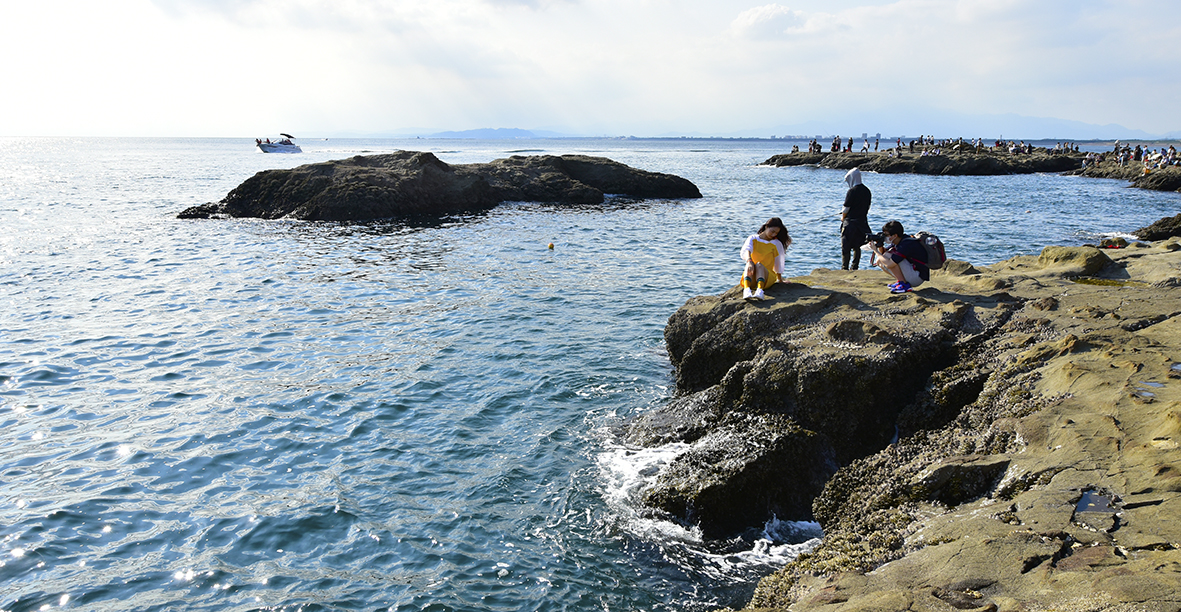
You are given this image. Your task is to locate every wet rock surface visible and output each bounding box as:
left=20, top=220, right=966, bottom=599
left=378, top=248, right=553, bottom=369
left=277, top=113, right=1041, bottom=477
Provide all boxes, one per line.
left=178, top=151, right=701, bottom=221
left=633, top=231, right=1181, bottom=610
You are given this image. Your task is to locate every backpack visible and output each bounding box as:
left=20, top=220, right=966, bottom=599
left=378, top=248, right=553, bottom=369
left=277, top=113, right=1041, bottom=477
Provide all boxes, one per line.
left=912, top=231, right=947, bottom=270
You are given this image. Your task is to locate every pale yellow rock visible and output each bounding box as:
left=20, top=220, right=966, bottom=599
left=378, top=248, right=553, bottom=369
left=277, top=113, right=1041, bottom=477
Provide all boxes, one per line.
left=739, top=239, right=1181, bottom=612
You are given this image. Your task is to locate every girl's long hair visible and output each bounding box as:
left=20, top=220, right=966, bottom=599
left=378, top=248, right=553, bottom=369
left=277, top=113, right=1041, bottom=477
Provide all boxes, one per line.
left=758, top=217, right=792, bottom=249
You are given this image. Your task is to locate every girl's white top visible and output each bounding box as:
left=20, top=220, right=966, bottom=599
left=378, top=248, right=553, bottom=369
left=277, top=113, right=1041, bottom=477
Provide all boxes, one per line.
left=741, top=234, right=786, bottom=277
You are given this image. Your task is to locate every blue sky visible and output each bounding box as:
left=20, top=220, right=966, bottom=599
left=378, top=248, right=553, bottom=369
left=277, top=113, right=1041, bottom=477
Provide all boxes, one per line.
left=2, top=0, right=1178, bottom=139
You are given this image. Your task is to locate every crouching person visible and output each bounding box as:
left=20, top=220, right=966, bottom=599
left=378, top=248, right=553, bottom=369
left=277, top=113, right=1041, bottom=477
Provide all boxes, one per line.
left=868, top=220, right=928, bottom=293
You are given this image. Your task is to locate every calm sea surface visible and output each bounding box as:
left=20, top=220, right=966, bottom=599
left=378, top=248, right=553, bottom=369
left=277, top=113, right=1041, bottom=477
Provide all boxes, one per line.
left=1, top=137, right=1177, bottom=612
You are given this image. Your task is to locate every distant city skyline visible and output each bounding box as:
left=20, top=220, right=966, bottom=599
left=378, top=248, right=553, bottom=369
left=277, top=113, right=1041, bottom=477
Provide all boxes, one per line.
left=2, top=1, right=1178, bottom=139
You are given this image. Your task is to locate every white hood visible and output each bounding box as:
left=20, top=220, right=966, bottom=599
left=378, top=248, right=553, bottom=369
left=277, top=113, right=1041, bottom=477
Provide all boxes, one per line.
left=845, top=168, right=862, bottom=188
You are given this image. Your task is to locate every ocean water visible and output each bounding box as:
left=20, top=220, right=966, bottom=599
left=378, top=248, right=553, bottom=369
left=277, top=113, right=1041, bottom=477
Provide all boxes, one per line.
left=1, top=137, right=1177, bottom=612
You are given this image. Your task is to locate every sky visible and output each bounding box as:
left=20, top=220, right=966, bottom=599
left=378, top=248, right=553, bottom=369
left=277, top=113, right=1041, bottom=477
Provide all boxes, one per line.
left=1, top=0, right=1178, bottom=139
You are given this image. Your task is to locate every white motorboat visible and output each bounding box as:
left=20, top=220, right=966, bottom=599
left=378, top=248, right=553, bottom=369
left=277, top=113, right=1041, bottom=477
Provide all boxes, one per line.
left=257, top=133, right=302, bottom=153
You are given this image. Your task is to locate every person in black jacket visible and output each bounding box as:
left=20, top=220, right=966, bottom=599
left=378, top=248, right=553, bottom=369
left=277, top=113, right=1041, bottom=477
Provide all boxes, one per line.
left=840, top=168, right=872, bottom=270
left=868, top=220, right=929, bottom=293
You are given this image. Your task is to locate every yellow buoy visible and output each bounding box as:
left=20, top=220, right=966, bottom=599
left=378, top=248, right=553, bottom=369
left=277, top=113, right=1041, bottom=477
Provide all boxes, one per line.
left=547, top=243, right=554, bottom=250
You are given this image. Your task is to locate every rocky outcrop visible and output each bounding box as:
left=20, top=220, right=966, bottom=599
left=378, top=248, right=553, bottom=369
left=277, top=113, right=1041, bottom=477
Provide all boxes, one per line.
left=767, top=148, right=1181, bottom=192
left=1134, top=213, right=1181, bottom=241
left=763, top=150, right=1083, bottom=176
left=177, top=151, right=701, bottom=221
left=1071, top=160, right=1181, bottom=193
left=628, top=267, right=1027, bottom=538
left=1132, top=167, right=1181, bottom=192
left=627, top=277, right=1008, bottom=537
left=631, top=235, right=1181, bottom=610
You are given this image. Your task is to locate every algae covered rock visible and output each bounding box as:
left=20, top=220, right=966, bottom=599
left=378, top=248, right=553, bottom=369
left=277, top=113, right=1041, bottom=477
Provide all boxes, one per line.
left=907, top=454, right=1011, bottom=506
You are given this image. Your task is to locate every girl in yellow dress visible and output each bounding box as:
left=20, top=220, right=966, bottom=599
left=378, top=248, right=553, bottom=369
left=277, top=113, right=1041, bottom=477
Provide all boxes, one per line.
left=741, top=217, right=791, bottom=300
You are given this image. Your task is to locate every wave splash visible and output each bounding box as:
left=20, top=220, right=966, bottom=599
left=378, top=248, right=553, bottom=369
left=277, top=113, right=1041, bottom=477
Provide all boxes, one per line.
left=595, top=439, right=822, bottom=584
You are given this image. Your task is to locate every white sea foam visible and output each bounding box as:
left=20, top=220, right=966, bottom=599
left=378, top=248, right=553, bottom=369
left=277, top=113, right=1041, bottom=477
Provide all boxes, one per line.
left=1097, top=230, right=1142, bottom=241
left=597, top=440, right=692, bottom=508
left=596, top=438, right=823, bottom=576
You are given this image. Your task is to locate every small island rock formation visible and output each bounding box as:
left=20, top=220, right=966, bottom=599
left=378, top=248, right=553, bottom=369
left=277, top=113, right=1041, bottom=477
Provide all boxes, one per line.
left=763, top=148, right=1083, bottom=176
left=764, top=145, right=1181, bottom=192
left=178, top=151, right=702, bottom=221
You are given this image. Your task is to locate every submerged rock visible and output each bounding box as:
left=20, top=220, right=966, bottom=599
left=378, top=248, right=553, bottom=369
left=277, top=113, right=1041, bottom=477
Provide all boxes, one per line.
left=636, top=241, right=1181, bottom=610
left=178, top=151, right=701, bottom=221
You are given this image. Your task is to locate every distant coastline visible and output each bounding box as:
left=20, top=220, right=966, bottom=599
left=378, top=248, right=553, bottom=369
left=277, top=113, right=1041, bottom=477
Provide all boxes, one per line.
left=362, top=131, right=1181, bottom=147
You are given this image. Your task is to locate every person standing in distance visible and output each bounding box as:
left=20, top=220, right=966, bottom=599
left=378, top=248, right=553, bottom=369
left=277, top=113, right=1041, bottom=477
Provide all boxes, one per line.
left=840, top=168, right=872, bottom=270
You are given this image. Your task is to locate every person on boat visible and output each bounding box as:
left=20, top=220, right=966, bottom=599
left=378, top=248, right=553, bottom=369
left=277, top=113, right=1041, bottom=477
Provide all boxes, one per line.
left=839, top=168, right=872, bottom=270
left=868, top=220, right=928, bottom=293
left=741, top=217, right=791, bottom=300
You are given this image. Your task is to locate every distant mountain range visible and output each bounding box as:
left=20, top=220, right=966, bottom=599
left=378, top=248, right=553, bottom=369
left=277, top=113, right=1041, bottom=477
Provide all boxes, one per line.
left=362, top=114, right=1178, bottom=141
left=426, top=127, right=570, bottom=139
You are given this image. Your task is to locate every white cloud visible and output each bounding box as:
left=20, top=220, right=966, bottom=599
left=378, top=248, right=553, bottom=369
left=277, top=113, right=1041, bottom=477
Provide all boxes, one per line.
left=729, top=4, right=809, bottom=39
left=0, top=0, right=1179, bottom=137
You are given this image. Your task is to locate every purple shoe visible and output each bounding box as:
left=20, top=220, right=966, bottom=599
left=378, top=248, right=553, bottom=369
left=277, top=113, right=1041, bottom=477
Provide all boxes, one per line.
left=890, top=282, right=913, bottom=294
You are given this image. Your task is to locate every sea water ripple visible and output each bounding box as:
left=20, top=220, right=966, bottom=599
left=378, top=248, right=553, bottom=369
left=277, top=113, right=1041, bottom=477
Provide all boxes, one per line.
left=1, top=137, right=1178, bottom=611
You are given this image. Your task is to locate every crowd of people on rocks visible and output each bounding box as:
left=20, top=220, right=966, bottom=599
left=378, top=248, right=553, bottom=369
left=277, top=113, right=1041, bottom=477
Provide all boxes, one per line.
left=1081, top=142, right=1180, bottom=171
left=787, top=134, right=1180, bottom=172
